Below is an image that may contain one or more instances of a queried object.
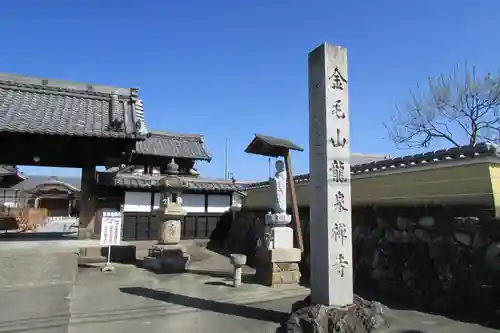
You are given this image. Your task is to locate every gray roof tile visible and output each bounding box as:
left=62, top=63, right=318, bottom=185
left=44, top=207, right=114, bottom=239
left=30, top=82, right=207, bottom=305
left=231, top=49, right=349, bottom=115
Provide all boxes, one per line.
left=185, top=178, right=245, bottom=192
left=2, top=175, right=81, bottom=191
left=134, top=132, right=211, bottom=161
left=248, top=143, right=498, bottom=189
left=0, top=165, right=18, bottom=176
left=99, top=172, right=162, bottom=189
left=245, top=134, right=304, bottom=157
left=97, top=172, right=243, bottom=192
left=0, top=73, right=146, bottom=139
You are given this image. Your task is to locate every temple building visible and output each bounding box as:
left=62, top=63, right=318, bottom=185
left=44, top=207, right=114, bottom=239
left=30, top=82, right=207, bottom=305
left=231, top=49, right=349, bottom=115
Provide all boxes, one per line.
left=0, top=132, right=248, bottom=240
left=0, top=72, right=247, bottom=240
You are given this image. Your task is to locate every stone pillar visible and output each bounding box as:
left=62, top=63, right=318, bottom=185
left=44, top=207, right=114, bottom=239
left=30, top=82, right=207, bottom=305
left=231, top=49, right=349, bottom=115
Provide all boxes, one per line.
left=79, top=164, right=97, bottom=239
left=308, top=44, right=353, bottom=306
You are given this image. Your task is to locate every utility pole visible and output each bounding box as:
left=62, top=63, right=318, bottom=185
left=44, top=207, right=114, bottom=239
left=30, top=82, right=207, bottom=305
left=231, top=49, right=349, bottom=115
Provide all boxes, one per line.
left=224, top=137, right=229, bottom=180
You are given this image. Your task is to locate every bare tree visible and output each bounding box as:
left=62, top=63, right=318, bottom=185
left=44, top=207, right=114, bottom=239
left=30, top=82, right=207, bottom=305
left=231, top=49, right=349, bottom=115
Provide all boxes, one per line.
left=384, top=64, right=500, bottom=149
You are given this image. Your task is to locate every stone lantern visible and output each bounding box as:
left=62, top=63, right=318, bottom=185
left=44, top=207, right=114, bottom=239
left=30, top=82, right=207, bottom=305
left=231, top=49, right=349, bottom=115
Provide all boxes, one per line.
left=143, top=158, right=191, bottom=273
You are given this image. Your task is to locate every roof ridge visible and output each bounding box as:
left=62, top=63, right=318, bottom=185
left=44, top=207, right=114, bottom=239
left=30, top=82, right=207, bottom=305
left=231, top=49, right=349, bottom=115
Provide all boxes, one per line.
left=150, top=131, right=203, bottom=138
left=0, top=73, right=138, bottom=98
left=247, top=142, right=499, bottom=189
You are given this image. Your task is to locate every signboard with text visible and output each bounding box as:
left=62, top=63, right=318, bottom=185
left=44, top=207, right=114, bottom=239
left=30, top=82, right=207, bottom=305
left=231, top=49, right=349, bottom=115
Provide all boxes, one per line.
left=100, top=211, right=122, bottom=246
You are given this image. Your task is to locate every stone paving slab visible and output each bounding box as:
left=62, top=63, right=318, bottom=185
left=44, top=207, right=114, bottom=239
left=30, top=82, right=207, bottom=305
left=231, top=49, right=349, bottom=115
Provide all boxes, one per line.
left=68, top=294, right=300, bottom=333
left=0, top=238, right=102, bottom=251
left=0, top=285, right=71, bottom=333
left=0, top=250, right=78, bottom=288
left=69, top=262, right=309, bottom=322
left=0, top=243, right=499, bottom=333
left=0, top=250, right=78, bottom=333
left=383, top=308, right=498, bottom=333
left=68, top=261, right=500, bottom=333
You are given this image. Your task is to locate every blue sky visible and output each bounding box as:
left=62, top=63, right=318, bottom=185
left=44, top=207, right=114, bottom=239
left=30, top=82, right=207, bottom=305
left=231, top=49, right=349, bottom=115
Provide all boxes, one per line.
left=1, top=0, right=499, bottom=181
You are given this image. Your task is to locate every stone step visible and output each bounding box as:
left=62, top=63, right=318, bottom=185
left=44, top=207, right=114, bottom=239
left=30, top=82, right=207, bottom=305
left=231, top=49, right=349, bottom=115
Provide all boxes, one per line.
left=78, top=245, right=137, bottom=263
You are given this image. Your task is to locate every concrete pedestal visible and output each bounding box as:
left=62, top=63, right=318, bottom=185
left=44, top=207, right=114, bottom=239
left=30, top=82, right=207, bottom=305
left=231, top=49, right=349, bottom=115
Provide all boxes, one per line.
left=271, top=226, right=294, bottom=249
left=142, top=244, right=191, bottom=273
left=264, top=225, right=295, bottom=250
left=230, top=254, right=247, bottom=288
left=255, top=247, right=302, bottom=287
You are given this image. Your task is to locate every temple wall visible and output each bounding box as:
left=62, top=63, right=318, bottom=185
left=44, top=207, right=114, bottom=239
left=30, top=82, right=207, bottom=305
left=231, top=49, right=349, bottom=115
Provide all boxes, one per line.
left=244, top=163, right=494, bottom=207
left=219, top=204, right=500, bottom=315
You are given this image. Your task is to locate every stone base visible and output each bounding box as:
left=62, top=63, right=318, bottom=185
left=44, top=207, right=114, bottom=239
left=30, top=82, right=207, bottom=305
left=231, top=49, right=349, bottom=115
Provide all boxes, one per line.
left=142, top=244, right=191, bottom=273
left=78, top=228, right=93, bottom=239
left=255, top=247, right=302, bottom=287
left=278, top=295, right=389, bottom=333
left=100, top=264, right=115, bottom=272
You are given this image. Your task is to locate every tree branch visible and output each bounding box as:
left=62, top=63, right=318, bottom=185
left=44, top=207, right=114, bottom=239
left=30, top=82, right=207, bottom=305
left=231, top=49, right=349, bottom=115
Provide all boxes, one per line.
left=385, top=63, right=500, bottom=148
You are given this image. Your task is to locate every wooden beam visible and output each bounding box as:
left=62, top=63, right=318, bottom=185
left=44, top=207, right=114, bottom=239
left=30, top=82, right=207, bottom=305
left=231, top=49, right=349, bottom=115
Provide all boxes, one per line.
left=0, top=133, right=136, bottom=168
left=284, top=150, right=304, bottom=252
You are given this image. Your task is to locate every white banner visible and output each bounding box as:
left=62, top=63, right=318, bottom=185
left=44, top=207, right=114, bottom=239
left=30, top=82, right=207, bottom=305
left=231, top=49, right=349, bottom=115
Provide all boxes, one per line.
left=100, top=211, right=122, bottom=246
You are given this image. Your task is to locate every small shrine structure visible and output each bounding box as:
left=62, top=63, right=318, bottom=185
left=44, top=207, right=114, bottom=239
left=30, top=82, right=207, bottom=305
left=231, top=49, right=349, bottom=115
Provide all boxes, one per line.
left=244, top=133, right=304, bottom=286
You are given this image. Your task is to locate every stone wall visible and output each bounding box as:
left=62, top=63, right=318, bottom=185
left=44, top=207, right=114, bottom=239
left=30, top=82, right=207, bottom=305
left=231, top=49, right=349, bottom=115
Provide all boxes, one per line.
left=351, top=212, right=500, bottom=315
left=221, top=205, right=500, bottom=315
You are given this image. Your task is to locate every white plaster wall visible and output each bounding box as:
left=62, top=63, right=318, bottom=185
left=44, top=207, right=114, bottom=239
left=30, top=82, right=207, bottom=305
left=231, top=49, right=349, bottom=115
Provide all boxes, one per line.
left=153, top=193, right=163, bottom=210
left=123, top=191, right=151, bottom=212
left=123, top=192, right=234, bottom=214
left=182, top=194, right=205, bottom=213
left=207, top=194, right=231, bottom=213
left=232, top=193, right=243, bottom=207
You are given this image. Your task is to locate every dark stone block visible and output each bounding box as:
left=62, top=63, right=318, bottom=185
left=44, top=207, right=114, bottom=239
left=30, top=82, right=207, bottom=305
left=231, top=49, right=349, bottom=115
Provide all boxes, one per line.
left=142, top=245, right=191, bottom=273
left=101, top=245, right=137, bottom=263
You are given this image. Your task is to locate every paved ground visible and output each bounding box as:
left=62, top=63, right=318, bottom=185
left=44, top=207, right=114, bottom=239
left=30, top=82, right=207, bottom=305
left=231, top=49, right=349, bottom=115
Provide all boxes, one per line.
left=0, top=240, right=499, bottom=333
left=0, top=248, right=77, bottom=333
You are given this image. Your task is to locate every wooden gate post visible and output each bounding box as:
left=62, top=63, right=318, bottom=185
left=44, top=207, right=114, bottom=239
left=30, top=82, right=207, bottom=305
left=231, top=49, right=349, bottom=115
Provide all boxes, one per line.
left=285, top=150, right=304, bottom=252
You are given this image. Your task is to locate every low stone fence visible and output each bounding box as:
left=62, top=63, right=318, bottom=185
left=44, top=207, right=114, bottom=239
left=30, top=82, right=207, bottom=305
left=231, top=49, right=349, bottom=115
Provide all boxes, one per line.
left=220, top=206, right=500, bottom=315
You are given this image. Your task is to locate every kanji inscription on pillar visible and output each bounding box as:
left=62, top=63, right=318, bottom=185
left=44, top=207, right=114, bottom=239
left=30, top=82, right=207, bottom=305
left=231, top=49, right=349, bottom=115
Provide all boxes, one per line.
left=330, top=160, right=347, bottom=183
left=332, top=222, right=348, bottom=245
left=309, top=43, right=353, bottom=306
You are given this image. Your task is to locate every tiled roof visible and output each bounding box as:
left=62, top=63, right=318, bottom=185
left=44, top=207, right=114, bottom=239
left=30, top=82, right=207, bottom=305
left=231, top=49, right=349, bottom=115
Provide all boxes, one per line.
left=248, top=143, right=499, bottom=189
left=245, top=134, right=304, bottom=157
left=134, top=131, right=212, bottom=161
left=0, top=73, right=147, bottom=139
left=97, top=172, right=243, bottom=192
left=98, top=172, right=162, bottom=189
left=185, top=178, right=246, bottom=192
left=350, top=153, right=390, bottom=165
left=0, top=165, right=18, bottom=176
left=2, top=175, right=81, bottom=191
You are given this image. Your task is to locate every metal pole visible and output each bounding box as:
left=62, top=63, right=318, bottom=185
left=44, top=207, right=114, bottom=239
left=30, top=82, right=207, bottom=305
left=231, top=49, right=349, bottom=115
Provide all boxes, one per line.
left=107, top=245, right=111, bottom=265
left=224, top=137, right=229, bottom=180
